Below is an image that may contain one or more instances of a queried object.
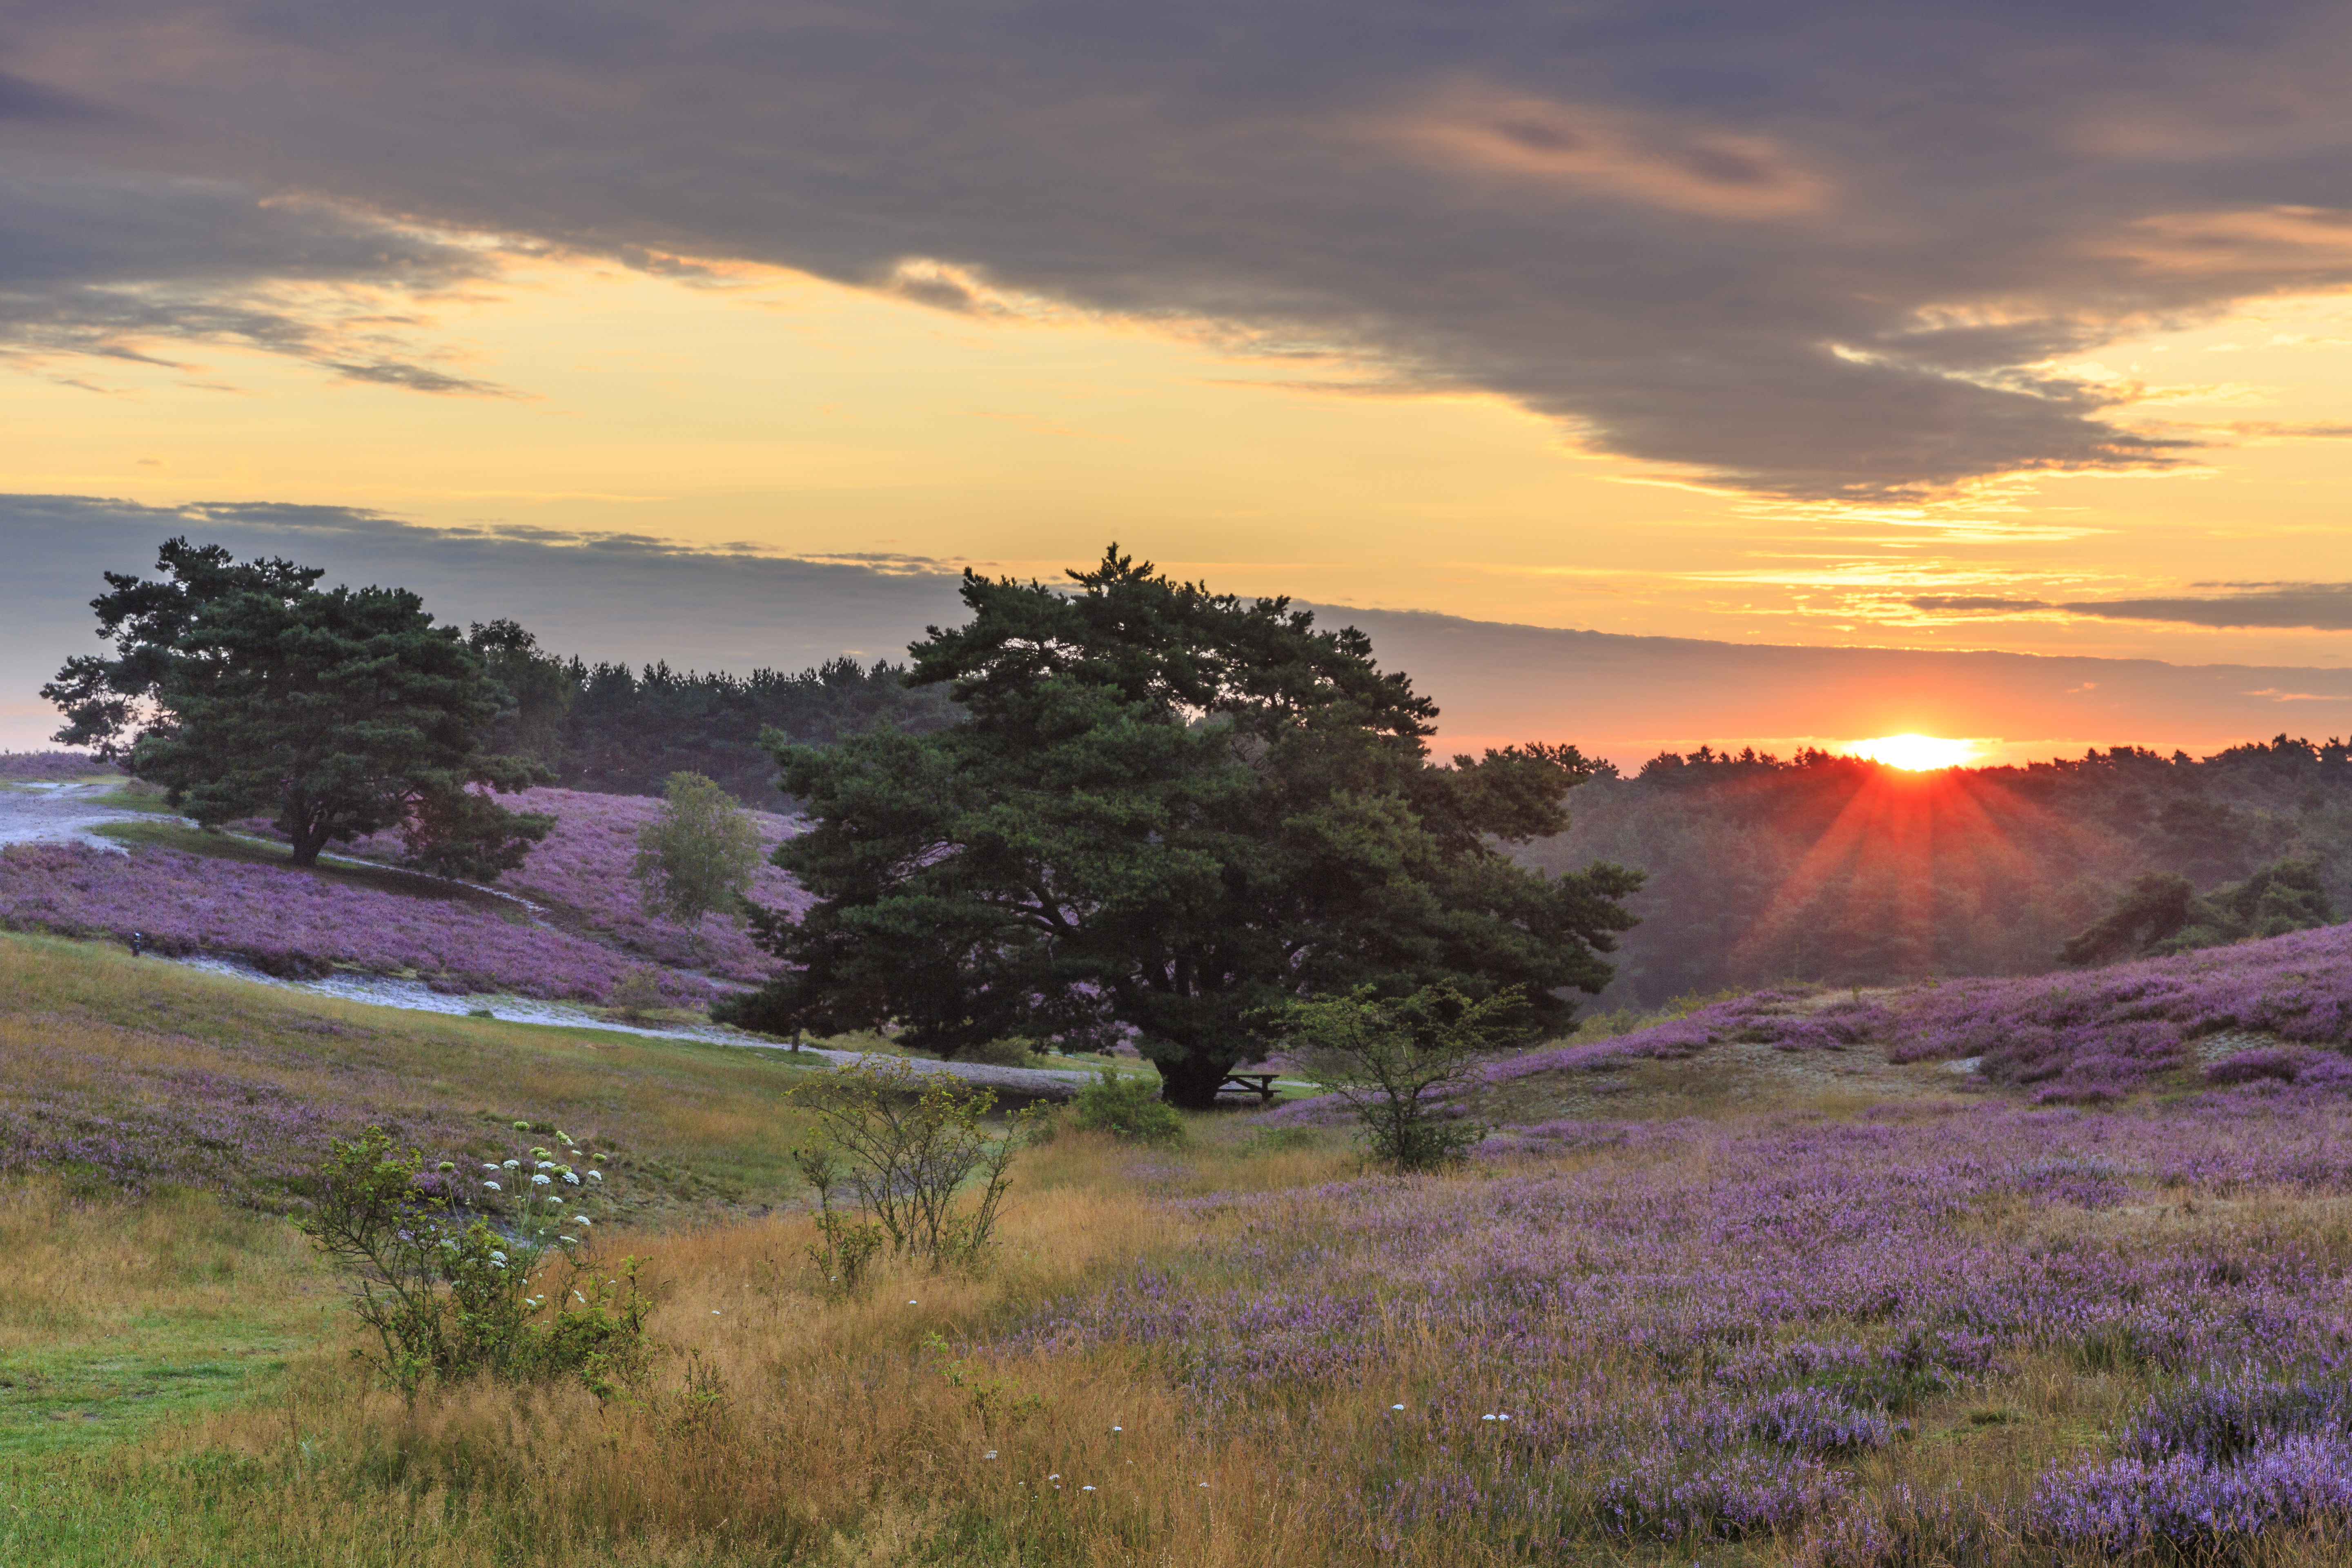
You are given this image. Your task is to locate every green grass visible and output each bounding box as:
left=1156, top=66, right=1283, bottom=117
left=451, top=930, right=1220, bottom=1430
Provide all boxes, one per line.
left=0, top=1183, right=331, bottom=1462
left=0, top=929, right=833, bottom=1212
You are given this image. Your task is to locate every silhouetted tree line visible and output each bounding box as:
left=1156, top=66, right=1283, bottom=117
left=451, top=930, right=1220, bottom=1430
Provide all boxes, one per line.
left=465, top=621, right=960, bottom=809
left=1517, top=737, right=2352, bottom=1007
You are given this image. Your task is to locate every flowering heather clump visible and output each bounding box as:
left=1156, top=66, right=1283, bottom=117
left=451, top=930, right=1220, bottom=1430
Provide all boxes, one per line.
left=1734, top=1388, right=1898, bottom=1456
left=1014, top=1091, right=2352, bottom=1549
left=2034, top=1436, right=2352, bottom=1550
left=352, top=786, right=810, bottom=984
left=2118, top=1371, right=2352, bottom=1464
left=1497, top=924, right=2352, bottom=1103
left=1597, top=1449, right=1853, bottom=1542
left=0, top=842, right=715, bottom=1005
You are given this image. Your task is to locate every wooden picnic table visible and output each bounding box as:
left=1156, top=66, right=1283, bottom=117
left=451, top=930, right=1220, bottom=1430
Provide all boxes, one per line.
left=1218, top=1071, right=1282, bottom=1105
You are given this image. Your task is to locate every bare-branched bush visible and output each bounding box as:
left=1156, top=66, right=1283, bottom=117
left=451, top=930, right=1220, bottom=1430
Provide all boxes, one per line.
left=787, top=1140, right=886, bottom=1292
left=300, top=1125, right=650, bottom=1398
left=788, top=1059, right=1036, bottom=1270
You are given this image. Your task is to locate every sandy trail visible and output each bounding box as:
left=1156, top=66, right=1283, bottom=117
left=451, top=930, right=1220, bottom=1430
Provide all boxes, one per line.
left=170, top=953, right=1096, bottom=1096
left=0, top=778, right=151, bottom=852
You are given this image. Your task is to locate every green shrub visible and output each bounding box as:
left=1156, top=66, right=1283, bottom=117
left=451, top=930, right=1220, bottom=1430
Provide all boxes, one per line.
left=300, top=1127, right=651, bottom=1398
left=1071, top=1069, right=1185, bottom=1145
left=963, top=1035, right=1044, bottom=1068
left=608, top=965, right=663, bottom=1020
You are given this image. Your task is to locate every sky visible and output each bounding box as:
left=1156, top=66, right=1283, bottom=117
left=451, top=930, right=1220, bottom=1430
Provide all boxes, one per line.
left=7, top=2, right=2352, bottom=763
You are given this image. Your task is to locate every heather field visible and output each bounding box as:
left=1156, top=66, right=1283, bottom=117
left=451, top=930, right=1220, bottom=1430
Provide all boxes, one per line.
left=0, top=779, right=806, bottom=1006
left=12, top=926, right=2352, bottom=1563
left=0, top=842, right=722, bottom=1007
left=425, top=785, right=809, bottom=984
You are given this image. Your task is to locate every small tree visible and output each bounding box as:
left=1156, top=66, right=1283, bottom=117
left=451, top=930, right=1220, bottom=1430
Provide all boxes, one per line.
left=788, top=1059, right=1034, bottom=1270
left=1278, top=984, right=1528, bottom=1171
left=633, top=771, right=763, bottom=927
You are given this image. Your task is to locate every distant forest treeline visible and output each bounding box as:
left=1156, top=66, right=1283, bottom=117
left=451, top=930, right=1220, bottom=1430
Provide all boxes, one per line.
left=1519, top=738, right=2352, bottom=1007
left=466, top=621, right=957, bottom=809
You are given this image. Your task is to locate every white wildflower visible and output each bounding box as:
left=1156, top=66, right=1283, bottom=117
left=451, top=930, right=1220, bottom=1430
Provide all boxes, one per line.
left=482, top=1163, right=500, bottom=1173
left=562, top=1171, right=580, bottom=1185
left=483, top=1180, right=501, bottom=1191
left=503, top=1159, right=520, bottom=1170
left=532, top=1173, right=552, bottom=1187
left=586, top=1170, right=603, bottom=1183
left=490, top=1251, right=507, bottom=1263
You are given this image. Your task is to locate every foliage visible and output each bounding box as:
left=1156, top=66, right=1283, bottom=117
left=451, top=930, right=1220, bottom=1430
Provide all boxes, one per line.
left=2062, top=856, right=2335, bottom=965
left=631, top=772, right=764, bottom=927
left=0, top=841, right=719, bottom=1005
left=1277, top=984, right=1524, bottom=1169
left=787, top=1058, right=1033, bottom=1270
left=512, top=650, right=959, bottom=807
left=298, top=1126, right=648, bottom=1397
left=1070, top=1068, right=1185, bottom=1145
left=724, top=546, right=1642, bottom=1107
left=42, top=537, right=550, bottom=869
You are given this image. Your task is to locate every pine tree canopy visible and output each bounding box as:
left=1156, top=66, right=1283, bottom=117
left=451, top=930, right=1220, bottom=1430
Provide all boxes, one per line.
left=721, top=546, right=1642, bottom=1107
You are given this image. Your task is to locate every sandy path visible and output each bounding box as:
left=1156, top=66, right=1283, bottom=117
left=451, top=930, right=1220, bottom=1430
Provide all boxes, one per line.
left=0, top=779, right=150, bottom=852
left=165, top=952, right=1096, bottom=1099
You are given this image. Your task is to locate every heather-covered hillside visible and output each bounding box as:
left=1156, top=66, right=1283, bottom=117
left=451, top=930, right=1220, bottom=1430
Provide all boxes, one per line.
left=1479, top=918, right=2352, bottom=1108
left=0, top=782, right=807, bottom=1004
left=1523, top=737, right=2352, bottom=1007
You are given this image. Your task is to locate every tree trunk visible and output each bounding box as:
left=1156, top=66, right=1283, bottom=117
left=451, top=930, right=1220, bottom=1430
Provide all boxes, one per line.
left=289, top=822, right=332, bottom=866
left=1154, top=1046, right=1242, bottom=1110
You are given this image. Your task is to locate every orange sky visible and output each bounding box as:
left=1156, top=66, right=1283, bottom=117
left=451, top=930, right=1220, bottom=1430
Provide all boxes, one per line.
left=7, top=252, right=2352, bottom=703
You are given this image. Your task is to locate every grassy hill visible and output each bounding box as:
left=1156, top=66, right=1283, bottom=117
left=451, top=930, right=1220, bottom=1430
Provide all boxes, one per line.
left=9, top=925, right=2352, bottom=1564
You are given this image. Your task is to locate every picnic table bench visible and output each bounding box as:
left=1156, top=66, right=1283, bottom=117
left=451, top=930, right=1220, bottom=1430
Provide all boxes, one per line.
left=1218, top=1071, right=1283, bottom=1105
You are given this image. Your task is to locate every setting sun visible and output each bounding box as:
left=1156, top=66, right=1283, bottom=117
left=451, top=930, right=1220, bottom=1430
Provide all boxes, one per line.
left=1844, top=733, right=1982, bottom=771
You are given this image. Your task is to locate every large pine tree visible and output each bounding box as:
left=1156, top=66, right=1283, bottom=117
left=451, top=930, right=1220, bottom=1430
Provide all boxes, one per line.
left=722, top=547, right=1642, bottom=1107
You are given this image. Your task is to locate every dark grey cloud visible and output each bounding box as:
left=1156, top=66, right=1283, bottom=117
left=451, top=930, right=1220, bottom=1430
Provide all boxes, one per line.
left=11, top=492, right=2352, bottom=758
left=6, top=1, right=2352, bottom=492
left=0, top=162, right=515, bottom=391
left=1910, top=586, right=2352, bottom=630
left=2057, top=585, right=2352, bottom=631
